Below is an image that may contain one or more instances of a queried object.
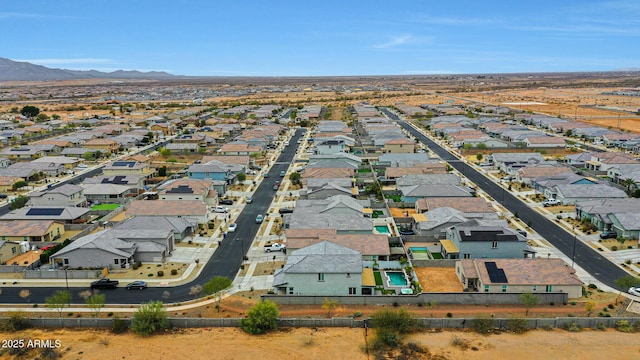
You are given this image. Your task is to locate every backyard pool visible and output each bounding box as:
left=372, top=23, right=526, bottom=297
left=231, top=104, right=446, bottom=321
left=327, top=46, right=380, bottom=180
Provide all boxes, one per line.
left=409, top=247, right=428, bottom=253
left=385, top=271, right=408, bottom=287
left=375, top=225, right=390, bottom=234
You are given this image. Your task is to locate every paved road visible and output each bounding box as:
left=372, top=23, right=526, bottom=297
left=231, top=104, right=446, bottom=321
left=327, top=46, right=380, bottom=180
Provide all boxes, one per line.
left=0, top=130, right=305, bottom=304
left=379, top=107, right=629, bottom=290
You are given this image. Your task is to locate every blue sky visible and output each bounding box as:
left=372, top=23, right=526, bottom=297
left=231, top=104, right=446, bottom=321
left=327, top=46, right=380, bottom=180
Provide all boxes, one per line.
left=2, top=0, right=639, bottom=76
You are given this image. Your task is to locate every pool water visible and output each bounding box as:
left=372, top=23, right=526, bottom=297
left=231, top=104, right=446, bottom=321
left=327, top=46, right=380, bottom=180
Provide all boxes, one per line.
left=410, top=247, right=428, bottom=253
left=386, top=271, right=408, bottom=286
left=375, top=225, right=390, bottom=234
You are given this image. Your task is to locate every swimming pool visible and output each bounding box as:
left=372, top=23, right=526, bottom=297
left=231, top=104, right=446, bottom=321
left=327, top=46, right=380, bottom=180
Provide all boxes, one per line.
left=386, top=271, right=408, bottom=286
left=409, top=247, right=428, bottom=253
left=375, top=225, right=390, bottom=234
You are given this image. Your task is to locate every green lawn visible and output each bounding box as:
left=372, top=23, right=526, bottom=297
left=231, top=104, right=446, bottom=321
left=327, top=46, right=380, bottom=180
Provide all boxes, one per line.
left=91, top=203, right=121, bottom=211
left=431, top=252, right=443, bottom=259
left=373, top=271, right=383, bottom=286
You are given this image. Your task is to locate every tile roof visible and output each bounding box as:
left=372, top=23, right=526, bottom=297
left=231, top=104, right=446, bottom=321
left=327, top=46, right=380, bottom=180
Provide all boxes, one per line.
left=0, top=220, right=58, bottom=236
left=461, top=258, right=582, bottom=285
left=126, top=200, right=207, bottom=216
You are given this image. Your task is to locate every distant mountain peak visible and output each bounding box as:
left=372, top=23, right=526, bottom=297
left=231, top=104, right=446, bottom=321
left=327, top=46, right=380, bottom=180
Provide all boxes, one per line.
left=0, top=57, right=176, bottom=81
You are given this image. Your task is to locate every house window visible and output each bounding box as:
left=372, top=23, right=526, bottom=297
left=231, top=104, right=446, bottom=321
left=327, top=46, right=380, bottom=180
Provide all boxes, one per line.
left=12, top=247, right=16, bottom=254
left=114, top=259, right=119, bottom=265
left=532, top=285, right=537, bottom=291
left=484, top=285, right=489, bottom=293
left=492, top=241, right=498, bottom=249
left=502, top=285, right=507, bottom=293
left=289, top=287, right=294, bottom=295
left=318, top=273, right=325, bottom=282
left=23, top=236, right=28, bottom=241
left=346, top=273, right=351, bottom=278
left=546, top=285, right=553, bottom=292
left=463, top=254, right=471, bottom=259
left=1, top=236, right=5, bottom=240
left=349, top=287, right=357, bottom=295
left=63, top=258, right=69, bottom=265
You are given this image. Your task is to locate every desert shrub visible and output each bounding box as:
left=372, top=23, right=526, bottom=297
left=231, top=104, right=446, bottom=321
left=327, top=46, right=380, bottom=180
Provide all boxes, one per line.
left=0, top=312, right=29, bottom=331
left=471, top=316, right=495, bottom=334
left=450, top=335, right=470, bottom=350
left=506, top=318, right=529, bottom=334
left=561, top=322, right=582, bottom=332
left=131, top=301, right=168, bottom=336
left=446, top=312, right=452, bottom=318
left=608, top=304, right=615, bottom=309
left=171, top=269, right=178, bottom=276
left=588, top=283, right=598, bottom=290
left=595, top=323, right=606, bottom=331
left=615, top=320, right=635, bottom=333
left=240, top=300, right=279, bottom=335
left=370, top=308, right=418, bottom=349
left=111, top=317, right=128, bottom=334
left=157, top=270, right=164, bottom=277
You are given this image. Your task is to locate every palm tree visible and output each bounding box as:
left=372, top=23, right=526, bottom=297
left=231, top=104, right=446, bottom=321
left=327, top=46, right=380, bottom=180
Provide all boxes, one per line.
left=621, top=178, right=636, bottom=194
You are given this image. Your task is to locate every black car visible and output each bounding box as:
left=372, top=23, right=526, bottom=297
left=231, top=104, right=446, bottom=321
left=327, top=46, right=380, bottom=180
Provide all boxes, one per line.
left=599, top=230, right=617, bottom=239
left=90, top=278, right=119, bottom=289
left=398, top=229, right=415, bottom=235
left=278, top=207, right=294, bottom=214
left=125, top=281, right=148, bottom=290
left=219, top=199, right=233, bottom=205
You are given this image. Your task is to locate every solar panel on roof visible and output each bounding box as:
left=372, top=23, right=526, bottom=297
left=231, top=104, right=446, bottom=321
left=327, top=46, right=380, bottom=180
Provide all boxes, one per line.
left=112, top=161, right=135, bottom=167
left=26, top=208, right=64, bottom=216
left=166, top=185, right=194, bottom=194
left=485, top=262, right=508, bottom=283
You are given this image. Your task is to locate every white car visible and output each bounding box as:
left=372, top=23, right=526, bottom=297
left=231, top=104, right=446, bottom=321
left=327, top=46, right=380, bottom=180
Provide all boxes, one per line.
left=227, top=223, right=237, bottom=232
left=629, top=287, right=640, bottom=297
left=542, top=198, right=561, bottom=207
left=212, top=206, right=228, bottom=213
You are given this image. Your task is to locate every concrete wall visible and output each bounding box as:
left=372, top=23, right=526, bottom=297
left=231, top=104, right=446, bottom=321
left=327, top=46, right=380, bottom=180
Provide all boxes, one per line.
left=10, top=316, right=638, bottom=330
left=262, top=292, right=568, bottom=306
left=412, top=259, right=457, bottom=267
left=25, top=269, right=100, bottom=279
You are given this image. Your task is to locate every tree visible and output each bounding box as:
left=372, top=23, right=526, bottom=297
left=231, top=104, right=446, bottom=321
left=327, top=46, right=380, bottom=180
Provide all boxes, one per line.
left=519, top=292, right=540, bottom=316
left=476, top=153, right=484, bottom=161
left=236, top=172, right=246, bottom=182
left=614, top=275, right=640, bottom=304
left=202, top=276, right=232, bottom=312
left=51, top=114, right=61, bottom=120
left=322, top=298, right=339, bottom=318
left=476, top=142, right=488, bottom=150
left=158, top=166, right=167, bottom=177
left=86, top=293, right=106, bottom=318
left=240, top=300, right=279, bottom=335
left=9, top=195, right=29, bottom=210
left=461, top=143, right=473, bottom=152
left=585, top=301, right=596, bottom=317
left=12, top=180, right=27, bottom=191
left=621, top=178, right=636, bottom=194
left=371, top=308, right=418, bottom=348
left=131, top=301, right=168, bottom=336
left=159, top=147, right=171, bottom=158
left=289, top=172, right=301, bottom=186
left=20, top=105, right=40, bottom=118
left=45, top=290, right=72, bottom=323
left=35, top=113, right=49, bottom=122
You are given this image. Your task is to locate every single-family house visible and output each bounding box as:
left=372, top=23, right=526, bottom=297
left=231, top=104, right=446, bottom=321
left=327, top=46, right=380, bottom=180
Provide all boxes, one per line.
left=0, top=240, right=22, bottom=265
left=441, top=220, right=535, bottom=259
left=125, top=200, right=208, bottom=224
left=158, top=178, right=218, bottom=205
left=29, top=184, right=87, bottom=207
left=0, top=220, right=65, bottom=243
left=82, top=183, right=133, bottom=204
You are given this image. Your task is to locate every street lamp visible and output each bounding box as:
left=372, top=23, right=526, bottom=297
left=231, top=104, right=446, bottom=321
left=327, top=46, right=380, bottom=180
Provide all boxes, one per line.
left=63, top=266, right=70, bottom=305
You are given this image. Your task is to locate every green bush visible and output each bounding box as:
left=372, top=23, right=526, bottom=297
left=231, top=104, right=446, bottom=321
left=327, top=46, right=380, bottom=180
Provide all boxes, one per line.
left=111, top=317, right=128, bottom=334
left=157, top=270, right=164, bottom=277
left=131, top=301, right=168, bottom=336
left=471, top=316, right=495, bottom=334
left=615, top=320, right=635, bottom=333
left=561, top=322, right=582, bottom=332
left=0, top=312, right=29, bottom=331
left=506, top=318, right=529, bottom=334
left=240, top=300, right=279, bottom=335
left=171, top=269, right=178, bottom=276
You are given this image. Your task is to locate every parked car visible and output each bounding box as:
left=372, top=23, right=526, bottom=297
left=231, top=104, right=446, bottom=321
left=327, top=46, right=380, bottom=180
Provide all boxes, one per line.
left=246, top=196, right=253, bottom=204
left=264, top=243, right=286, bottom=252
left=629, top=287, right=640, bottom=297
left=125, top=281, right=147, bottom=290
left=599, top=230, right=617, bottom=239
left=264, top=173, right=269, bottom=178
left=228, top=223, right=238, bottom=232
left=280, top=170, right=286, bottom=177
left=273, top=184, right=279, bottom=191
left=255, top=214, right=264, bottom=224
left=278, top=207, right=294, bottom=214
left=213, top=206, right=228, bottom=213
left=219, top=199, right=233, bottom=205
left=398, top=229, right=415, bottom=235
left=77, top=164, right=88, bottom=168
left=542, top=198, right=560, bottom=207
left=90, top=278, right=119, bottom=289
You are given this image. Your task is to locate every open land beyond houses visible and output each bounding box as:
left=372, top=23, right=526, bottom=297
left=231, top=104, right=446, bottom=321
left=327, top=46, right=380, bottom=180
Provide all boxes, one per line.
left=1, top=327, right=638, bottom=360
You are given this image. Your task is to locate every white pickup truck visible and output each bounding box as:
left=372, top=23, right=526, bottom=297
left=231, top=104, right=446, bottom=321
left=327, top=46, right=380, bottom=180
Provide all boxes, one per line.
left=264, top=243, right=286, bottom=252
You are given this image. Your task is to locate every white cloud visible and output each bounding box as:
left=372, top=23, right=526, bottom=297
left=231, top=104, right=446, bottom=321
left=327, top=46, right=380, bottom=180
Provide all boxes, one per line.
left=373, top=34, right=431, bottom=49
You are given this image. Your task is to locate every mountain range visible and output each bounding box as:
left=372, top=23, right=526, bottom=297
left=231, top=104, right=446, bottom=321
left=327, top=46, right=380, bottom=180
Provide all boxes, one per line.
left=0, top=57, right=176, bottom=81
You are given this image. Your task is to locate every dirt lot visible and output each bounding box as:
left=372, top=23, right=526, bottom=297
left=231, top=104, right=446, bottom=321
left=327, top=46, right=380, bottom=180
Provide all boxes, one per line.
left=414, top=267, right=464, bottom=293
left=2, top=327, right=638, bottom=360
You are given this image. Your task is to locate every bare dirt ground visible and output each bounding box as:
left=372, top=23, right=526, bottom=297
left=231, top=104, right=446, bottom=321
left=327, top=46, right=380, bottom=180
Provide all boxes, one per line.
left=414, top=267, right=464, bottom=293
left=2, top=327, right=638, bottom=360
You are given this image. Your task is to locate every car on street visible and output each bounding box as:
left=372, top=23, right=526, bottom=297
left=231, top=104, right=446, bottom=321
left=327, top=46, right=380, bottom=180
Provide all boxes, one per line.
left=246, top=196, right=253, bottom=204
left=213, top=206, right=228, bottom=213
left=264, top=173, right=269, bottom=178
left=125, top=281, right=147, bottom=290
left=77, top=164, right=88, bottom=168
left=542, top=198, right=560, bottom=207
left=264, top=243, right=286, bottom=252
left=599, top=230, right=618, bottom=239
left=273, top=184, right=279, bottom=190
left=255, top=214, right=264, bottom=224
left=90, top=278, right=119, bottom=289
left=280, top=170, right=286, bottom=177
left=228, top=223, right=238, bottom=232
left=219, top=199, right=233, bottom=205
left=278, top=207, right=294, bottom=214
left=629, top=287, right=640, bottom=297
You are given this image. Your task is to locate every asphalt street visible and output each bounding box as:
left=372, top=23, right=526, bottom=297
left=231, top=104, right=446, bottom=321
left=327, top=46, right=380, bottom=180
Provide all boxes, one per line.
left=379, top=107, right=628, bottom=290
left=0, top=130, right=305, bottom=304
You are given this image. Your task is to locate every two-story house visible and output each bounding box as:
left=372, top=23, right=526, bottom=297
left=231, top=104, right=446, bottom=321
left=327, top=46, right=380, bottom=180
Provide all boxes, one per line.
left=29, top=184, right=87, bottom=207
left=441, top=220, right=535, bottom=259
